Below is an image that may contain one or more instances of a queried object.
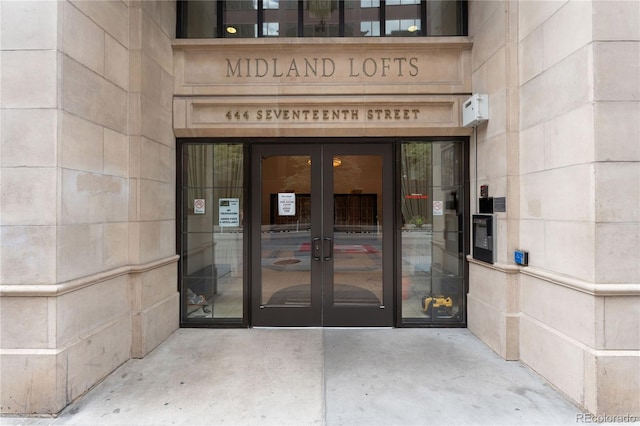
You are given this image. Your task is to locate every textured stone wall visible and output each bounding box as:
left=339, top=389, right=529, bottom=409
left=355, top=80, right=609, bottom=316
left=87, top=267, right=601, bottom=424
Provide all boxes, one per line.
left=0, top=0, right=178, bottom=414
left=468, top=0, right=639, bottom=416
left=467, top=0, right=521, bottom=360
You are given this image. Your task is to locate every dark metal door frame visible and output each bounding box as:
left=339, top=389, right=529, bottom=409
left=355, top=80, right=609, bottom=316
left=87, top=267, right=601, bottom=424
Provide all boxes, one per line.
left=250, top=143, right=394, bottom=327
left=321, top=143, right=394, bottom=326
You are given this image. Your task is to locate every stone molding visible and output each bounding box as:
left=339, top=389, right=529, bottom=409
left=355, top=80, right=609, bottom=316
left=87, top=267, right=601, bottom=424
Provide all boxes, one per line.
left=174, top=95, right=473, bottom=137
left=467, top=256, right=520, bottom=274
left=173, top=38, right=474, bottom=136
left=0, top=255, right=180, bottom=298
left=467, top=256, right=640, bottom=296
left=522, top=267, right=640, bottom=297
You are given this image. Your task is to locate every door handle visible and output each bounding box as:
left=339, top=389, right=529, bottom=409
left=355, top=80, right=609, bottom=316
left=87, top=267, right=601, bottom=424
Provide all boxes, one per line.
left=323, top=238, right=333, bottom=261
left=312, top=238, right=321, bottom=261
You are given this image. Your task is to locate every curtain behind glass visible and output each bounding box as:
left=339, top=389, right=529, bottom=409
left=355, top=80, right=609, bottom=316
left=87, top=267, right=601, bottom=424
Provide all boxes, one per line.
left=186, top=144, right=244, bottom=217
left=401, top=143, right=431, bottom=226
left=187, top=145, right=208, bottom=210
left=182, top=144, right=245, bottom=324
left=213, top=144, right=244, bottom=200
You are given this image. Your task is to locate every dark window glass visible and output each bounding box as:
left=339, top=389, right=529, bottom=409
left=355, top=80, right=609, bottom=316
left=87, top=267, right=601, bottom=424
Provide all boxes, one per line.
left=263, top=0, right=299, bottom=37
left=344, top=0, right=380, bottom=37
left=386, top=0, right=421, bottom=36
left=224, top=0, right=258, bottom=38
left=426, top=0, right=461, bottom=35
left=303, top=0, right=340, bottom=37
left=178, top=0, right=466, bottom=38
left=183, top=1, right=217, bottom=37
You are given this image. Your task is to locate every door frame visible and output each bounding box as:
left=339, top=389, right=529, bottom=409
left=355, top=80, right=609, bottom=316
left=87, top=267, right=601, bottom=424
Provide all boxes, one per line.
left=175, top=137, right=469, bottom=329
left=321, top=143, right=394, bottom=326
left=250, top=142, right=394, bottom=327
left=250, top=144, right=322, bottom=326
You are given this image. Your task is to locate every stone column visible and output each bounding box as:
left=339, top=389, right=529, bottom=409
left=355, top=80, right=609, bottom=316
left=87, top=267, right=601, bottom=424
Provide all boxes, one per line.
left=0, top=0, right=178, bottom=414
left=468, top=0, right=640, bottom=416
left=128, top=0, right=179, bottom=359
left=467, top=0, right=521, bottom=361
left=1, top=0, right=65, bottom=414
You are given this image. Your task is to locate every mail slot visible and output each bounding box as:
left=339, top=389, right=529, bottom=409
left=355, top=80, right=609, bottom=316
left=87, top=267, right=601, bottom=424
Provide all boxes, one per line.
left=472, top=214, right=496, bottom=264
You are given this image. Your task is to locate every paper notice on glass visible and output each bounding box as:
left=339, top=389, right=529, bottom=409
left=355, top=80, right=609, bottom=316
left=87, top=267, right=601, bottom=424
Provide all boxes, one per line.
left=219, top=198, right=240, bottom=227
left=194, top=199, right=205, bottom=214
left=433, top=200, right=444, bottom=216
left=278, top=193, right=296, bottom=216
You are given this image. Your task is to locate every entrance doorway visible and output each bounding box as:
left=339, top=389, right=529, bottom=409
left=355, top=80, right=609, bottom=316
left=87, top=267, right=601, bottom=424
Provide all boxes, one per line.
left=251, top=144, right=394, bottom=326
left=177, top=139, right=467, bottom=328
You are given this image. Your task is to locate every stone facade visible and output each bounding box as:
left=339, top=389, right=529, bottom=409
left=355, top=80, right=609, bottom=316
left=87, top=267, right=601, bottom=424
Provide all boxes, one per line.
left=1, top=0, right=179, bottom=414
left=173, top=38, right=474, bottom=137
left=467, top=0, right=640, bottom=416
left=0, top=0, right=638, bottom=417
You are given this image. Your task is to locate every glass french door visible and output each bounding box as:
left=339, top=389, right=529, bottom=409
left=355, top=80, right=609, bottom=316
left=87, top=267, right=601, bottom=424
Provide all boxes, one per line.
left=251, top=143, right=393, bottom=326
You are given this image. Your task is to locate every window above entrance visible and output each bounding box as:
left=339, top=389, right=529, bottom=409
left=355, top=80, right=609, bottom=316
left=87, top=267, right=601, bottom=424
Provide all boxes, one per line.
left=177, top=0, right=467, bottom=38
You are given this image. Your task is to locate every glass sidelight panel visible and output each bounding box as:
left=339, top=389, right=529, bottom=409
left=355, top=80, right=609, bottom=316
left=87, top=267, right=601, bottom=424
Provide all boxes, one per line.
left=180, top=144, right=244, bottom=324
left=331, top=155, right=383, bottom=306
left=259, top=155, right=312, bottom=306
left=400, top=141, right=465, bottom=324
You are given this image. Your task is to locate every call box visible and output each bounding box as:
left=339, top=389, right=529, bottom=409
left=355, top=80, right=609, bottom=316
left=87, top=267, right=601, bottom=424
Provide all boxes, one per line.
left=472, top=214, right=496, bottom=264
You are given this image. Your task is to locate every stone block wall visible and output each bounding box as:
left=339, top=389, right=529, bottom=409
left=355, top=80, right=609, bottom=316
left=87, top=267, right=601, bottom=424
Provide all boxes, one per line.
left=468, top=0, right=639, bottom=416
left=0, top=0, right=178, bottom=414
left=467, top=0, right=521, bottom=360
left=128, top=0, right=179, bottom=358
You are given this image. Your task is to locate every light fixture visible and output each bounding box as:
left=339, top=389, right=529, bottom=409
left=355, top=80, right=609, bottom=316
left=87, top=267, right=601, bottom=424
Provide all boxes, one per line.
left=408, top=25, right=418, bottom=33
left=226, top=26, right=237, bottom=34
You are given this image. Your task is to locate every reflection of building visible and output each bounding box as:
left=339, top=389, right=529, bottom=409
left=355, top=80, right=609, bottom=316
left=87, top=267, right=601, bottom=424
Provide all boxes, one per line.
left=1, top=0, right=638, bottom=417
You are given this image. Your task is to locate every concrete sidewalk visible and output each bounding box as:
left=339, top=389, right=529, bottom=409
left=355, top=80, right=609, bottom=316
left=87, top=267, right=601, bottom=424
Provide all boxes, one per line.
left=2, top=328, right=586, bottom=425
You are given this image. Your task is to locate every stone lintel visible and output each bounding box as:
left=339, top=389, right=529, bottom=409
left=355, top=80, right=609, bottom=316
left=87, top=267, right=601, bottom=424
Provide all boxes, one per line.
left=174, top=95, right=473, bottom=138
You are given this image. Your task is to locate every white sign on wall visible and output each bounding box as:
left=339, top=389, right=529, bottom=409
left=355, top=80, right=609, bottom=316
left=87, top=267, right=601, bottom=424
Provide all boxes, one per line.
left=433, top=200, right=444, bottom=216
left=219, top=198, right=240, bottom=227
left=278, top=193, right=296, bottom=216
left=194, top=199, right=205, bottom=214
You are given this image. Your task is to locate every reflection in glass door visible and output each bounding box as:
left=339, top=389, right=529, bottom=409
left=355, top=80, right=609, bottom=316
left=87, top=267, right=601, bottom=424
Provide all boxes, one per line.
left=252, top=146, right=320, bottom=326
left=251, top=144, right=393, bottom=326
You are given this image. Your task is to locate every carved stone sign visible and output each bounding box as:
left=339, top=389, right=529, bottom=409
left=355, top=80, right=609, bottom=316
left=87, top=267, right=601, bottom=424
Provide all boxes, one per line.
left=224, top=107, right=420, bottom=122
left=172, top=39, right=473, bottom=136
left=173, top=39, right=472, bottom=96
left=223, top=56, right=419, bottom=79
left=173, top=95, right=472, bottom=137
